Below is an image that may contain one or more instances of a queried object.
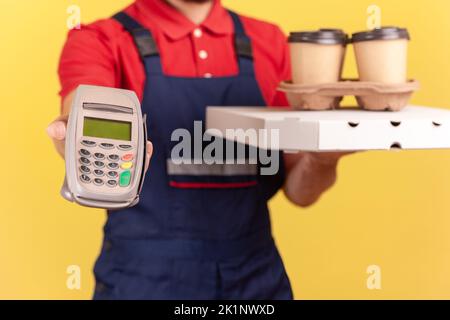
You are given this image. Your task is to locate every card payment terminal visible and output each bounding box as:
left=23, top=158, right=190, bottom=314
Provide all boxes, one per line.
left=60, top=85, right=147, bottom=209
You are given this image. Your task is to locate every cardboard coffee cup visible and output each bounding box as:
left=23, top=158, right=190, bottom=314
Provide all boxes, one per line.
left=289, top=29, right=348, bottom=85
left=352, top=27, right=410, bottom=84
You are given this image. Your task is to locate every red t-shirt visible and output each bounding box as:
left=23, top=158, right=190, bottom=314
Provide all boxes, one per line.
left=58, top=0, right=291, bottom=106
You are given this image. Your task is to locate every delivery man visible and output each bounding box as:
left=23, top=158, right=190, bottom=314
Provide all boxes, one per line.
left=47, top=0, right=350, bottom=299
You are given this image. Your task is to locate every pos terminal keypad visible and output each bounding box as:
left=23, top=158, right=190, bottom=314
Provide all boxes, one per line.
left=78, top=140, right=134, bottom=188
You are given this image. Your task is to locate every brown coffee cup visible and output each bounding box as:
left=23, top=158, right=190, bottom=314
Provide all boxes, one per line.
left=289, top=29, right=348, bottom=85
left=351, top=27, right=410, bottom=84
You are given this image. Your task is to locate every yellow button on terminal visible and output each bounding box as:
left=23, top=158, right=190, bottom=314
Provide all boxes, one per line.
left=121, top=162, right=133, bottom=170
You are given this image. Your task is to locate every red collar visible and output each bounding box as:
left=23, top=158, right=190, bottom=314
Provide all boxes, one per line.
left=135, top=0, right=233, bottom=40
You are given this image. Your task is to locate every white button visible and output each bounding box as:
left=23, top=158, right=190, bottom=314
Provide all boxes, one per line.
left=204, top=73, right=213, bottom=78
left=198, top=50, right=208, bottom=60
left=193, top=28, right=202, bottom=38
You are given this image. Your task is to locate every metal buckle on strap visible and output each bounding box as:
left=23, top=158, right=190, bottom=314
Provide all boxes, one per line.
left=131, top=28, right=159, bottom=57
left=235, top=36, right=253, bottom=59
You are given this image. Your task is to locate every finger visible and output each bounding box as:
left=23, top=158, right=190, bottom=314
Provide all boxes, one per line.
left=339, top=151, right=358, bottom=157
left=46, top=120, right=67, bottom=141
left=144, top=141, right=153, bottom=172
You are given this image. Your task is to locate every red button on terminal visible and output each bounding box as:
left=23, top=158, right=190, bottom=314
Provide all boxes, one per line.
left=122, top=153, right=134, bottom=162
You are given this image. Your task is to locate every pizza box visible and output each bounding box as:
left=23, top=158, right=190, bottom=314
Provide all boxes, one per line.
left=205, top=105, right=450, bottom=152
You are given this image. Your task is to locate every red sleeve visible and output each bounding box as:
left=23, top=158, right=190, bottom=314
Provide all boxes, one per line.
left=270, top=26, right=291, bottom=107
left=58, top=20, right=119, bottom=101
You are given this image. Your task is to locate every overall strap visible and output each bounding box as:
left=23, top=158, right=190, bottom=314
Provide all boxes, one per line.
left=112, top=12, right=163, bottom=75
left=227, top=10, right=255, bottom=76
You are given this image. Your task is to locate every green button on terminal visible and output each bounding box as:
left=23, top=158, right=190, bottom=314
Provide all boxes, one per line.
left=119, top=170, right=132, bottom=187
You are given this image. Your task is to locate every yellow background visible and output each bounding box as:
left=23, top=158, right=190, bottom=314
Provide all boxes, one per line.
left=1, top=0, right=450, bottom=299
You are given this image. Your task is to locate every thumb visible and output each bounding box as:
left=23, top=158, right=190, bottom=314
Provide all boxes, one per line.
left=144, top=141, right=153, bottom=172
left=46, top=120, right=67, bottom=141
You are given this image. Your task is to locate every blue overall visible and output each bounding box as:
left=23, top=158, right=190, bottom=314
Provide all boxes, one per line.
left=93, top=11, right=293, bottom=300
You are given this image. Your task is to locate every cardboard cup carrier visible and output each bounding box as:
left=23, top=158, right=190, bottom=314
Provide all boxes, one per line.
left=283, top=27, right=418, bottom=111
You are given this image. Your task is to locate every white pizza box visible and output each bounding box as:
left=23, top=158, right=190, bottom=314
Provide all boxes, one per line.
left=205, top=106, right=450, bottom=152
